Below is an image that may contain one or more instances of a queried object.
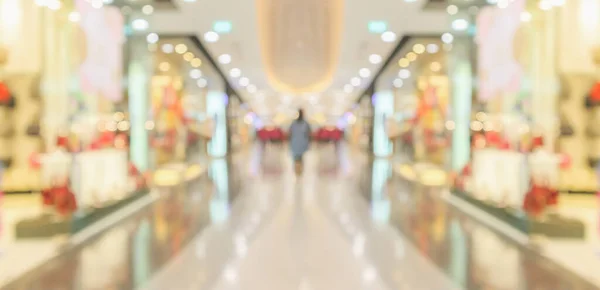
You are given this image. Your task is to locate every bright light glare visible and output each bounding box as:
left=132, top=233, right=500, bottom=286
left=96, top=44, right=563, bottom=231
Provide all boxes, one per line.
left=369, top=54, right=382, bottom=64
left=229, top=68, right=241, bottom=78
left=204, top=31, right=220, bottom=43
left=359, top=68, right=371, bottom=78
left=381, top=31, right=397, bottom=43
left=239, top=77, right=250, bottom=87
left=218, top=54, right=232, bottom=64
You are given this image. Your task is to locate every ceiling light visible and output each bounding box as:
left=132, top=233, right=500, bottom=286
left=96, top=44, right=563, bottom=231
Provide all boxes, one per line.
left=398, top=58, right=410, bottom=68
left=359, top=68, right=371, bottom=78
left=213, top=21, right=233, bottom=34
left=190, top=69, right=202, bottom=79
left=191, top=58, right=202, bottom=67
left=204, top=31, right=219, bottom=43
left=398, top=69, right=411, bottom=79
left=430, top=62, right=442, bottom=72
left=175, top=44, right=188, bottom=54
left=159, top=62, right=170, bottom=72
left=406, top=52, right=417, bottom=61
left=368, top=21, right=388, bottom=34
left=183, top=52, right=194, bottom=61
left=441, top=33, right=454, bottom=44
left=229, top=68, right=241, bottom=78
left=68, top=12, right=81, bottom=22
left=393, top=79, right=404, bottom=88
left=161, top=43, right=174, bottom=54
left=344, top=84, right=354, bottom=93
left=131, top=19, right=149, bottom=31
left=369, top=54, right=382, bottom=64
left=146, top=33, right=159, bottom=44
left=381, top=31, right=396, bottom=43
left=452, top=19, right=469, bottom=31
left=218, top=54, right=232, bottom=64
left=413, top=44, right=425, bottom=54
left=446, top=5, right=458, bottom=15
left=197, top=78, right=208, bottom=88
left=247, top=85, right=257, bottom=93
left=142, top=4, right=154, bottom=15
left=239, top=77, right=250, bottom=87
left=426, top=44, right=439, bottom=54
left=351, top=77, right=361, bottom=87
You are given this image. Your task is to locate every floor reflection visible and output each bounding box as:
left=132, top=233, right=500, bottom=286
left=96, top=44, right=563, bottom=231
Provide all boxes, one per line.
left=379, top=166, right=599, bottom=290
left=3, top=158, right=239, bottom=290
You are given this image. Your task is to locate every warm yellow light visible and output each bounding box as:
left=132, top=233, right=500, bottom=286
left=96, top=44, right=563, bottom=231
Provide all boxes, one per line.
left=398, top=58, right=410, bottom=67
left=413, top=44, right=425, bottom=54
left=183, top=52, right=194, bottom=61
left=175, top=44, right=188, bottom=54
left=191, top=58, right=202, bottom=67
left=430, top=61, right=441, bottom=72
left=159, top=62, right=170, bottom=72
left=406, top=52, right=417, bottom=61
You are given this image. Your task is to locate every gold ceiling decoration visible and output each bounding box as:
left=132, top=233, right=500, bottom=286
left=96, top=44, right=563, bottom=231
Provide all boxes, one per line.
left=256, top=0, right=343, bottom=94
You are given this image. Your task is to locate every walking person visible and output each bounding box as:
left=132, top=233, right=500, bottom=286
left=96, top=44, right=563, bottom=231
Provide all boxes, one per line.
left=289, top=109, right=311, bottom=173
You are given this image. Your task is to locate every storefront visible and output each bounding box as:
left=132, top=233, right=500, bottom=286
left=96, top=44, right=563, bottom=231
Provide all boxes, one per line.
left=0, top=0, right=158, bottom=279
left=446, top=0, right=600, bottom=283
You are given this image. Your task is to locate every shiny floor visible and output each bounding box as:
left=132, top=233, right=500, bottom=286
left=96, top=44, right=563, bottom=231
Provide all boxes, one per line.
left=3, top=144, right=599, bottom=290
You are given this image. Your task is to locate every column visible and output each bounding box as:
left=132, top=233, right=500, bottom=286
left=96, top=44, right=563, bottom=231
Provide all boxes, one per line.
left=127, top=36, right=151, bottom=172
left=449, top=38, right=473, bottom=171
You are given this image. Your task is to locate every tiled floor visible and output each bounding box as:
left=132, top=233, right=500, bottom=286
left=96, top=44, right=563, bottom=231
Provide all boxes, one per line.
left=3, top=144, right=599, bottom=290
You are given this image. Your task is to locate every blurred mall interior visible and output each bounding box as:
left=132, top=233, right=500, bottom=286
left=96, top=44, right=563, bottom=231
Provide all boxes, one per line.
left=1, top=0, right=600, bottom=289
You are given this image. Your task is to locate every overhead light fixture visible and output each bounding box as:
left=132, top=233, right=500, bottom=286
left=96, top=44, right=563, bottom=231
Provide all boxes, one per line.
left=430, top=62, right=442, bottom=72
left=446, top=5, right=458, bottom=15
left=441, top=33, right=454, bottom=44
left=229, top=68, right=241, bottom=78
left=247, top=85, right=257, bottom=93
left=344, top=84, right=354, bottom=93
left=369, top=54, right=382, bottom=64
left=213, top=21, right=233, bottom=34
left=146, top=33, right=159, bottom=44
left=197, top=78, right=208, bottom=88
left=142, top=4, right=154, bottom=15
left=131, top=19, right=149, bottom=31
left=351, top=77, right=361, bottom=87
left=406, top=52, right=417, bottom=61
left=393, top=79, right=404, bottom=88
left=398, top=58, right=410, bottom=68
left=398, top=69, right=411, bottom=79
left=451, top=19, right=469, bottom=31
left=426, top=44, right=439, bottom=54
left=183, top=52, right=194, bottom=61
left=204, top=31, right=219, bottom=43
left=359, top=68, right=371, bottom=78
left=381, top=31, right=397, bottom=43
left=368, top=21, right=388, bottom=34
left=190, top=69, right=202, bottom=79
left=175, top=44, right=188, bottom=54
left=161, top=43, right=174, bottom=54
left=191, top=58, right=202, bottom=67
left=218, top=54, right=232, bottom=64
left=239, top=77, right=250, bottom=87
left=413, top=44, right=425, bottom=54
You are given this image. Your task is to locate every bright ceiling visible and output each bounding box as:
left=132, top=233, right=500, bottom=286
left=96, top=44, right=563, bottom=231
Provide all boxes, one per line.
left=151, top=0, right=448, bottom=118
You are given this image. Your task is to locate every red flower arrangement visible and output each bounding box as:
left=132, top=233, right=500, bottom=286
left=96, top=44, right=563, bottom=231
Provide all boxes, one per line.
left=41, top=180, right=77, bottom=216
left=523, top=181, right=558, bottom=217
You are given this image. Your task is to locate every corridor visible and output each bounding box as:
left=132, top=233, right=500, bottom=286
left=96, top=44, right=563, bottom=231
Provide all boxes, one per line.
left=3, top=144, right=598, bottom=290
